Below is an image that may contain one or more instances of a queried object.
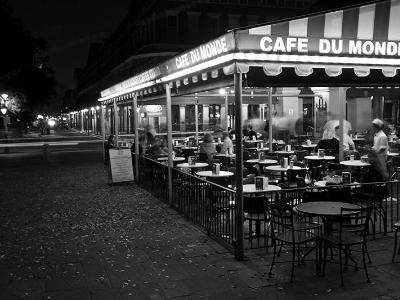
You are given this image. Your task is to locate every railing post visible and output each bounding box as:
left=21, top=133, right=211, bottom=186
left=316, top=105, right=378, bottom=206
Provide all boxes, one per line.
left=113, top=99, right=119, bottom=146
left=234, top=72, right=244, bottom=260
left=133, top=94, right=140, bottom=183
left=165, top=83, right=173, bottom=206
left=101, top=104, right=106, bottom=162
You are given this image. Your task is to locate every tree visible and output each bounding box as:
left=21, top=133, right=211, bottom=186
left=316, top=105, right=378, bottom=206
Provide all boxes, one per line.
left=0, top=0, right=57, bottom=115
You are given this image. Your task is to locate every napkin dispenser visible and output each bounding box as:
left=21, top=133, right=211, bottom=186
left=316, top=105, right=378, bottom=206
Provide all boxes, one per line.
left=255, top=176, right=268, bottom=190
left=212, top=163, right=220, bottom=175
left=188, top=156, right=196, bottom=165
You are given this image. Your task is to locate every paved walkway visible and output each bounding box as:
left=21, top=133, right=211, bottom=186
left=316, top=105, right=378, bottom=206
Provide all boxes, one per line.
left=0, top=148, right=400, bottom=299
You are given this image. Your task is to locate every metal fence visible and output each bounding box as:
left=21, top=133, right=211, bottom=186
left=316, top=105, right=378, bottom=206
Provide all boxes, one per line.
left=137, top=156, right=400, bottom=252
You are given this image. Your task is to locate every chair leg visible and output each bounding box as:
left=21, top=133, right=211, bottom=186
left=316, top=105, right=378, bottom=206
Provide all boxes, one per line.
left=362, top=242, right=371, bottom=283
left=290, top=243, right=296, bottom=283
left=393, top=229, right=399, bottom=263
left=269, top=242, right=277, bottom=276
left=339, top=245, right=344, bottom=287
left=322, top=241, right=328, bottom=276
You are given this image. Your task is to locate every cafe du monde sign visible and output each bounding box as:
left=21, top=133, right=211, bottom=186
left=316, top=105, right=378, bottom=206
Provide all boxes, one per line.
left=238, top=34, right=400, bottom=58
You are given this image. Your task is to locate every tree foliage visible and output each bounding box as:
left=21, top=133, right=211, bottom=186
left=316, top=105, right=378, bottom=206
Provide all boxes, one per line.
left=0, top=0, right=57, bottom=116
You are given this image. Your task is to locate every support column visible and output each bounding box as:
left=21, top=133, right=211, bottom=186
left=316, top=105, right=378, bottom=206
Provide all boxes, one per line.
left=101, top=105, right=106, bottom=161
left=347, top=97, right=372, bottom=132
left=113, top=99, right=119, bottom=145
left=133, top=95, right=139, bottom=182
left=268, top=88, right=273, bottom=153
left=195, top=103, right=199, bottom=145
left=225, top=95, right=229, bottom=131
left=203, top=105, right=210, bottom=130
left=165, top=84, right=173, bottom=207
left=179, top=105, right=186, bottom=132
left=234, top=72, right=244, bottom=261
left=338, top=87, right=346, bottom=162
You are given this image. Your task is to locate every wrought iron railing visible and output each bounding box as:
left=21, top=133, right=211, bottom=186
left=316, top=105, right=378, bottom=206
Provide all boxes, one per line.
left=136, top=156, right=400, bottom=252
left=171, top=168, right=237, bottom=250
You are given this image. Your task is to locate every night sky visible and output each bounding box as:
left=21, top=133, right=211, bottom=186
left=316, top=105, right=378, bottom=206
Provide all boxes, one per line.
left=7, top=0, right=131, bottom=90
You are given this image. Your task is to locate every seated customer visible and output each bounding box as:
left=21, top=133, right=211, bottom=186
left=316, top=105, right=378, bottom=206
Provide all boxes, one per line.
left=315, top=129, right=339, bottom=155
left=200, top=133, right=216, bottom=161
left=247, top=125, right=258, bottom=140
left=220, top=132, right=234, bottom=154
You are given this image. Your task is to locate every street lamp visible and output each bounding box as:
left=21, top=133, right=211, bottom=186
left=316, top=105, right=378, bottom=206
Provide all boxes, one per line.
left=1, top=93, right=9, bottom=134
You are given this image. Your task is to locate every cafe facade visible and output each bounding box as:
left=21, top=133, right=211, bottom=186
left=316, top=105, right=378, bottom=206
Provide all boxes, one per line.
left=68, top=0, right=400, bottom=258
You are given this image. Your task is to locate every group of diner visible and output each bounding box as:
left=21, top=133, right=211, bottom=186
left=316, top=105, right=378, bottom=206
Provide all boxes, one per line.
left=120, top=117, right=396, bottom=189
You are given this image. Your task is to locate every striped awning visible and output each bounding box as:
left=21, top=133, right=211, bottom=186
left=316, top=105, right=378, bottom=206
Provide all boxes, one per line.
left=99, top=0, right=400, bottom=103
left=236, top=0, right=400, bottom=77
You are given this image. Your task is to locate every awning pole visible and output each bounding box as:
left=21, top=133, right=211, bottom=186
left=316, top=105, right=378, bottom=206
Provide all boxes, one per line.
left=268, top=87, right=273, bottom=153
left=338, top=87, right=346, bottom=161
left=234, top=72, right=244, bottom=261
left=165, top=83, right=173, bottom=206
left=225, top=95, right=229, bottom=131
left=113, top=99, right=119, bottom=145
left=195, top=102, right=199, bottom=145
left=101, top=104, right=106, bottom=161
left=133, top=94, right=139, bottom=182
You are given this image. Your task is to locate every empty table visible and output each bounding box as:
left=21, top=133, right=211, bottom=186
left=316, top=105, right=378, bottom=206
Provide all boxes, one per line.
left=305, top=155, right=336, bottom=161
left=176, top=162, right=208, bottom=174
left=246, top=159, right=278, bottom=165
left=265, top=165, right=301, bottom=181
left=340, top=160, right=370, bottom=167
left=243, top=183, right=281, bottom=193
left=157, top=156, right=185, bottom=162
left=196, top=170, right=234, bottom=178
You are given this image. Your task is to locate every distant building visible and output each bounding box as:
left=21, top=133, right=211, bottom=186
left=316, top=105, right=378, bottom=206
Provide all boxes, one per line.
left=75, top=0, right=318, bottom=110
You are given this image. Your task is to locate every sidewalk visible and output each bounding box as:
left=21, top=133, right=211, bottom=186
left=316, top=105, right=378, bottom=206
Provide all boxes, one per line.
left=0, top=150, right=399, bottom=299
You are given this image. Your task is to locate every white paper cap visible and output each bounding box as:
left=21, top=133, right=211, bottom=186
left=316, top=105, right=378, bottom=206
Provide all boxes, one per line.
left=372, top=118, right=383, bottom=128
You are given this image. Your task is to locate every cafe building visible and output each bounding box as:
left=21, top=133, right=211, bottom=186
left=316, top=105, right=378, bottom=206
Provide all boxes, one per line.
left=89, top=0, right=400, bottom=259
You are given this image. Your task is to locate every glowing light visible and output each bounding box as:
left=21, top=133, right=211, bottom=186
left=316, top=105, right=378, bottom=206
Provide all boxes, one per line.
left=48, top=119, right=56, bottom=127
left=1, top=107, right=6, bottom=115
left=219, top=88, right=227, bottom=95
left=37, top=114, right=44, bottom=120
left=1, top=93, right=8, bottom=100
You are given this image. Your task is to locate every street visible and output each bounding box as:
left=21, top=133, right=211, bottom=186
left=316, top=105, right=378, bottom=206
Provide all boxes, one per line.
left=0, top=130, right=399, bottom=300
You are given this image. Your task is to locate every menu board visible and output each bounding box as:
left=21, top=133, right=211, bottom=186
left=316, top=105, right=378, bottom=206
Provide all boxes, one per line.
left=109, top=149, right=134, bottom=183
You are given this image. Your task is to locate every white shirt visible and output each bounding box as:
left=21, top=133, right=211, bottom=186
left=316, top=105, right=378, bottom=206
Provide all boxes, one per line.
left=373, top=130, right=388, bottom=155
left=334, top=134, right=355, bottom=151
left=221, top=137, right=234, bottom=153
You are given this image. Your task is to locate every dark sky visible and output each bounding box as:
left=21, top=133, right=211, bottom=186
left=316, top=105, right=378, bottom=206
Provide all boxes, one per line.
left=7, top=0, right=131, bottom=90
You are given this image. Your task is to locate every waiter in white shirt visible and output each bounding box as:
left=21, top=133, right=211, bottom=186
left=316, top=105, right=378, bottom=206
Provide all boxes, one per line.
left=372, top=118, right=388, bottom=155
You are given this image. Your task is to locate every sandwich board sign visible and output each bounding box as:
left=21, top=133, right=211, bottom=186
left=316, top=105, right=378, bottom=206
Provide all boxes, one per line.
left=109, top=148, right=134, bottom=184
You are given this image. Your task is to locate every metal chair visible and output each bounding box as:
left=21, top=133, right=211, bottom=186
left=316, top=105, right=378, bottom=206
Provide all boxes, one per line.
left=267, top=201, right=320, bottom=283
left=244, top=195, right=269, bottom=247
left=320, top=206, right=373, bottom=287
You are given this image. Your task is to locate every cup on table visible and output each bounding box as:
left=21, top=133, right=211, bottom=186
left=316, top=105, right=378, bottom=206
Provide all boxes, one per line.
left=188, top=156, right=196, bottom=165
left=318, top=149, right=325, bottom=158
left=350, top=154, right=354, bottom=161
left=285, top=145, right=291, bottom=152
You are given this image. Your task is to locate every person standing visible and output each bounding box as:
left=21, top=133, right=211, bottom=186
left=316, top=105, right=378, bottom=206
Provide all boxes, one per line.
left=372, top=119, right=388, bottom=155
left=371, top=118, right=389, bottom=180
left=220, top=132, right=233, bottom=154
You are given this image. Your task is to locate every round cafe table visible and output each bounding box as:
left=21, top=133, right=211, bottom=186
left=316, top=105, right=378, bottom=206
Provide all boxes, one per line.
left=243, top=183, right=281, bottom=193
left=296, top=201, right=361, bottom=232
left=245, top=139, right=264, bottom=143
left=274, top=150, right=295, bottom=155
left=157, top=156, right=185, bottom=162
left=296, top=201, right=360, bottom=218
left=196, top=170, right=234, bottom=178
left=361, top=153, right=399, bottom=159
left=340, top=160, right=370, bottom=167
left=305, top=155, right=336, bottom=160
left=214, top=153, right=236, bottom=158
left=246, top=159, right=278, bottom=165
left=302, top=144, right=317, bottom=148
left=265, top=165, right=301, bottom=181
left=176, top=162, right=208, bottom=174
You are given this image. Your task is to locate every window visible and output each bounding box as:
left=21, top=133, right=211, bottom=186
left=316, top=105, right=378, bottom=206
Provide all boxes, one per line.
left=208, top=16, right=219, bottom=36
left=209, top=105, right=221, bottom=126
left=187, top=12, right=200, bottom=35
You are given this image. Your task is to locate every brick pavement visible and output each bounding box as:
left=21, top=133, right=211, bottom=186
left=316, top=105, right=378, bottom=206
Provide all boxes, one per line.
left=0, top=148, right=400, bottom=299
